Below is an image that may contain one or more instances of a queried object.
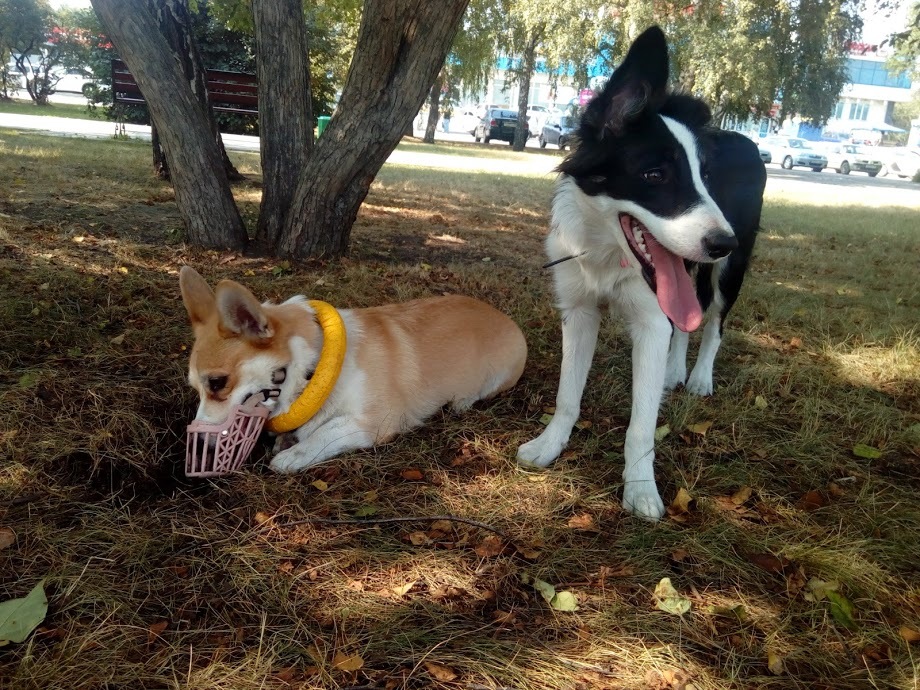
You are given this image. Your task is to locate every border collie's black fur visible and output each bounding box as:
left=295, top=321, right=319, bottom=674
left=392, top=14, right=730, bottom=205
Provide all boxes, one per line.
left=517, top=26, right=766, bottom=520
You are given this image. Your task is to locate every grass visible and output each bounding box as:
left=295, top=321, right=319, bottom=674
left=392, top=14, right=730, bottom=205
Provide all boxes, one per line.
left=0, top=96, right=104, bottom=121
left=1, top=128, right=919, bottom=690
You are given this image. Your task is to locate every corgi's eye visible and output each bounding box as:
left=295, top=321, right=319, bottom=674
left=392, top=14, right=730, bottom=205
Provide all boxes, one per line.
left=208, top=376, right=228, bottom=393
left=641, top=168, right=666, bottom=184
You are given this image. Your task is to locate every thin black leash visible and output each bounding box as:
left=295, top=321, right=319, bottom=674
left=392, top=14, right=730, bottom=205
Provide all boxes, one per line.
left=542, top=252, right=585, bottom=269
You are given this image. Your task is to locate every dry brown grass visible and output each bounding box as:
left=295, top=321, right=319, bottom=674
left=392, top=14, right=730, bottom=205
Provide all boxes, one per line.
left=1, top=129, right=919, bottom=690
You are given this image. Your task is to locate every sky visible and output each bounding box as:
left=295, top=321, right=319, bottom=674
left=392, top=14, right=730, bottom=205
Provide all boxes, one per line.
left=49, top=0, right=910, bottom=47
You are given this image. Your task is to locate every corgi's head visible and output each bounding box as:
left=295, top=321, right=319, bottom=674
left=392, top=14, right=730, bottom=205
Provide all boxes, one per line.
left=179, top=267, right=320, bottom=424
left=560, top=25, right=737, bottom=332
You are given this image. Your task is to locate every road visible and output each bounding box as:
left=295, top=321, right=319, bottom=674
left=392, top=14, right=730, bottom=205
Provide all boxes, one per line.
left=2, top=100, right=919, bottom=208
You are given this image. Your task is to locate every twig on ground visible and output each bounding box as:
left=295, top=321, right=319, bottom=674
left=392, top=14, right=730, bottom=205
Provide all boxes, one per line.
left=260, top=514, right=513, bottom=543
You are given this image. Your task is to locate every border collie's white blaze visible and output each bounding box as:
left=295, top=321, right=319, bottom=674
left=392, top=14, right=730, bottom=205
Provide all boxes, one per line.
left=518, top=26, right=766, bottom=520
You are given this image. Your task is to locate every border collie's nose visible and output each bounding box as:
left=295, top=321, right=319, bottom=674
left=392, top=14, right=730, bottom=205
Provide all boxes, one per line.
left=703, top=232, right=737, bottom=259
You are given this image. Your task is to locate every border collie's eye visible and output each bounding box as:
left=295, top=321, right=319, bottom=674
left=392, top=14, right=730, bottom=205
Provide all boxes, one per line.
left=208, top=376, right=228, bottom=393
left=642, top=168, right=666, bottom=184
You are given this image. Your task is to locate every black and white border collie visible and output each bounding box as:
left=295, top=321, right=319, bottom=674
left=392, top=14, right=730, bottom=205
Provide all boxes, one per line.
left=517, top=26, right=766, bottom=520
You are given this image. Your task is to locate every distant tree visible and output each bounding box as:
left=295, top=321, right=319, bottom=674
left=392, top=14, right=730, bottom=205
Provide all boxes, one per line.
left=888, top=1, right=920, bottom=79
left=594, top=0, right=861, bottom=125
left=0, top=0, right=91, bottom=105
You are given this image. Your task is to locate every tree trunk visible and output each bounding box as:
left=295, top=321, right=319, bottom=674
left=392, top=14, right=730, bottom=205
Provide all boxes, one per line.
left=251, top=0, right=313, bottom=250
left=151, top=125, right=169, bottom=180
left=513, top=32, right=540, bottom=152
left=146, top=0, right=242, bottom=182
left=424, top=76, right=442, bottom=144
left=277, top=0, right=470, bottom=258
left=90, top=0, right=247, bottom=250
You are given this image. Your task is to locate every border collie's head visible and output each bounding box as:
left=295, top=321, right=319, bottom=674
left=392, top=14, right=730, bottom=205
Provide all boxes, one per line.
left=560, top=26, right=736, bottom=332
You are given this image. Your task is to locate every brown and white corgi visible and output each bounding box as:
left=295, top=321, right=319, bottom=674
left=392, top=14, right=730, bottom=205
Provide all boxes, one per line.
left=179, top=266, right=527, bottom=473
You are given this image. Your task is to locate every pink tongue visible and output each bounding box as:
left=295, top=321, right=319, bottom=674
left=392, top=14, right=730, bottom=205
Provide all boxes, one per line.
left=644, top=233, right=702, bottom=332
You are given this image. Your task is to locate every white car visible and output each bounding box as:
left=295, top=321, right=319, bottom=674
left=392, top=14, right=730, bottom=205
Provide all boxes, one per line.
left=823, top=143, right=882, bottom=177
left=759, top=136, right=828, bottom=172
left=50, top=67, right=95, bottom=95
left=888, top=148, right=920, bottom=179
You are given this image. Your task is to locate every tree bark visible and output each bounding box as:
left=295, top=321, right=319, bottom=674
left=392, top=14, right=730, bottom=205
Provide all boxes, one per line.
left=513, top=32, right=540, bottom=152
left=276, top=0, right=470, bottom=258
left=423, top=75, right=443, bottom=144
left=90, top=0, right=247, bottom=250
left=251, top=0, right=313, bottom=250
left=147, top=0, right=242, bottom=182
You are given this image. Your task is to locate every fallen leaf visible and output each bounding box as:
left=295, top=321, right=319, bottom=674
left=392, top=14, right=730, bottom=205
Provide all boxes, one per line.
left=731, top=486, right=753, bottom=505
left=754, top=395, right=769, bottom=409
left=670, top=487, right=694, bottom=513
left=311, top=479, right=329, bottom=491
left=788, top=336, right=803, bottom=349
left=430, top=519, right=452, bottom=532
left=274, top=667, right=297, bottom=683
left=353, top=505, right=378, bottom=517
left=166, top=565, right=189, bottom=578
left=654, top=424, right=671, bottom=441
left=796, top=490, right=827, bottom=511
left=492, top=609, right=517, bottom=625
left=567, top=513, right=596, bottom=530
left=687, top=420, right=713, bottom=436
left=539, top=413, right=554, bottom=425
left=654, top=577, right=691, bottom=615
left=109, top=332, right=126, bottom=346
left=575, top=419, right=592, bottom=430
left=709, top=604, right=747, bottom=621
left=827, top=590, right=858, bottom=631
left=332, top=652, right=364, bottom=672
left=474, top=534, right=505, bottom=558
left=400, top=468, right=424, bottom=481
left=0, top=528, right=14, bottom=551
left=767, top=650, right=784, bottom=675
left=0, top=581, right=48, bottom=646
left=670, top=548, right=690, bottom=563
left=550, top=590, right=579, bottom=612
left=391, top=581, right=416, bottom=597
left=853, top=443, right=882, bottom=459
left=424, top=661, right=458, bottom=682
left=147, top=620, right=168, bottom=645
left=253, top=511, right=273, bottom=526
left=515, top=545, right=541, bottom=559
left=407, top=531, right=430, bottom=546
left=898, top=626, right=920, bottom=643
left=861, top=643, right=892, bottom=666
left=804, top=577, right=839, bottom=602
left=748, top=553, right=789, bottom=574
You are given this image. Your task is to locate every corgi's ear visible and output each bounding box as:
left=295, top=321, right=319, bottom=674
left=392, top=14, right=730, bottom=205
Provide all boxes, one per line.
left=585, top=25, right=669, bottom=135
left=179, top=266, right=216, bottom=327
left=214, top=280, right=274, bottom=341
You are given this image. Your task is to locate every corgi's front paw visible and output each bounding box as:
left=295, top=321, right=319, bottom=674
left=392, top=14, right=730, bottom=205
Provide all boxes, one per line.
left=269, top=445, right=321, bottom=474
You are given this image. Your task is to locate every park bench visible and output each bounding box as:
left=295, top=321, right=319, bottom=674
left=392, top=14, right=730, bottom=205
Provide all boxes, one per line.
left=111, top=58, right=258, bottom=116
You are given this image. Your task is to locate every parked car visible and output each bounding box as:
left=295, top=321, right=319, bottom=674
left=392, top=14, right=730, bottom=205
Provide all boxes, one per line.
left=887, top=148, right=920, bottom=179
left=473, top=108, right=528, bottom=144
left=527, top=104, right=549, bottom=137
left=757, top=144, right=772, bottom=164
left=539, top=114, right=578, bottom=150
left=51, top=67, right=95, bottom=96
left=451, top=108, right=480, bottom=135
left=760, top=136, right=827, bottom=171
left=823, top=143, right=882, bottom=176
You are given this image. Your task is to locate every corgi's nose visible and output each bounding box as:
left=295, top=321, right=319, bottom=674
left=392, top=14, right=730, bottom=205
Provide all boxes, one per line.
left=703, top=231, right=737, bottom=259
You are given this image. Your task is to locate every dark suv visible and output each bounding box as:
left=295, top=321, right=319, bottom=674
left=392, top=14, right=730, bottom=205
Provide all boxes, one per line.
left=473, top=108, right=529, bottom=144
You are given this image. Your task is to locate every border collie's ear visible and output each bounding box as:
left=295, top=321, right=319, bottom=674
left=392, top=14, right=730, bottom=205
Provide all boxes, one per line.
left=214, top=280, right=274, bottom=341
left=179, top=266, right=216, bottom=327
left=660, top=94, right=712, bottom=129
left=586, top=25, right=669, bottom=135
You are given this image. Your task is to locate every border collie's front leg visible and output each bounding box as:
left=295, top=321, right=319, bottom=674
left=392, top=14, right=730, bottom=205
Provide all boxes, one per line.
left=622, top=308, right=672, bottom=520
left=517, top=304, right=601, bottom=467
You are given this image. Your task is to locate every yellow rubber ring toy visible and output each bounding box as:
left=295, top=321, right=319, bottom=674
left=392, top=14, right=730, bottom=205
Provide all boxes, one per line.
left=267, top=300, right=346, bottom=433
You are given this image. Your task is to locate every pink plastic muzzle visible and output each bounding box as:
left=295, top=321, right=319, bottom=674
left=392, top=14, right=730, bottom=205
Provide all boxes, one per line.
left=185, top=392, right=275, bottom=477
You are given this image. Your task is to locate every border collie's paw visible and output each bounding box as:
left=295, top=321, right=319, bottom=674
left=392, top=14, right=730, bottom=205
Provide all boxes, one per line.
left=517, top=434, right=564, bottom=468
left=622, top=484, right=666, bottom=521
left=663, top=365, right=686, bottom=391
left=685, top=370, right=714, bottom=396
